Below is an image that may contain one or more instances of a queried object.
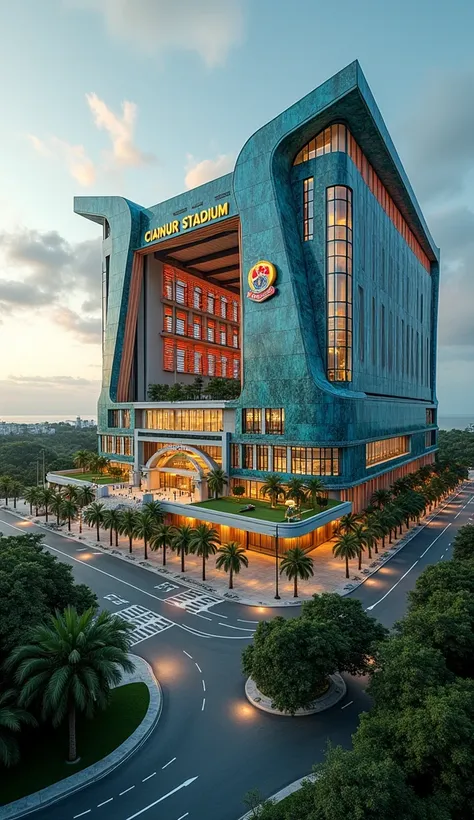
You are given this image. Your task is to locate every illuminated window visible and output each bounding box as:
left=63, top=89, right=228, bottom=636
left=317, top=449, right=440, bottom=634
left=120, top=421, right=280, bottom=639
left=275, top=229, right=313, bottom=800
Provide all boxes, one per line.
left=232, top=330, right=239, bottom=348
left=256, top=445, right=268, bottom=471
left=193, top=287, right=202, bottom=309
left=243, top=444, right=254, bottom=469
left=303, top=177, right=314, bottom=241
left=327, top=186, right=352, bottom=381
left=366, top=436, right=410, bottom=467
left=231, top=443, right=240, bottom=468
left=273, top=446, right=287, bottom=472
left=265, top=408, right=285, bottom=435
left=108, top=409, right=131, bottom=429
left=243, top=408, right=262, bottom=434
left=290, top=447, right=340, bottom=476
left=144, top=409, right=223, bottom=432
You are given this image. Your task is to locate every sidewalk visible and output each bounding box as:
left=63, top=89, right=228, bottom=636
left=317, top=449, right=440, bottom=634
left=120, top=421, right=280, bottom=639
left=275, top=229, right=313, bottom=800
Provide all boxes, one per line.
left=0, top=656, right=162, bottom=820
left=6, top=496, right=440, bottom=607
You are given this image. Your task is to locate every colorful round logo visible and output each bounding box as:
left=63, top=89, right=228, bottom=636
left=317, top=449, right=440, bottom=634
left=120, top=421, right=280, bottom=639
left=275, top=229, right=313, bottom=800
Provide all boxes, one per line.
left=247, top=261, right=277, bottom=303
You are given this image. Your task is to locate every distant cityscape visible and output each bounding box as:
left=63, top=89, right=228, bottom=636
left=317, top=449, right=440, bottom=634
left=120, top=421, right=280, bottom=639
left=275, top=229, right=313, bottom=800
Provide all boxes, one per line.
left=0, top=416, right=97, bottom=436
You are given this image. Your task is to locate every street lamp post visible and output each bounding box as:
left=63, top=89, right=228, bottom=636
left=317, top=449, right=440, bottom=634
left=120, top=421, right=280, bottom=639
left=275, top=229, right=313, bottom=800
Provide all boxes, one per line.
left=274, top=523, right=280, bottom=600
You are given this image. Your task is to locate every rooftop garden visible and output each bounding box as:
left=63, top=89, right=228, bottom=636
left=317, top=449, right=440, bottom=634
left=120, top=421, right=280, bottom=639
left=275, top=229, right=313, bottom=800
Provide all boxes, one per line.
left=147, top=376, right=239, bottom=402
left=191, top=495, right=340, bottom=523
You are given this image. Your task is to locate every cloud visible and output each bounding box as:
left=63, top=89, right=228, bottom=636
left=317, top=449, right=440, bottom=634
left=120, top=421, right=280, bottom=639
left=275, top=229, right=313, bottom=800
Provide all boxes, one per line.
left=185, top=153, right=234, bottom=189
left=53, top=307, right=102, bottom=344
left=68, top=0, right=243, bottom=67
left=29, top=134, right=96, bottom=187
left=85, top=93, right=155, bottom=168
left=7, top=374, right=98, bottom=387
left=0, top=375, right=100, bottom=415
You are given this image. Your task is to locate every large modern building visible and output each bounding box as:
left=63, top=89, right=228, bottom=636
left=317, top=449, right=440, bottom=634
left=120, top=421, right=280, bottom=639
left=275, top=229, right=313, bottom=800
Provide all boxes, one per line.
left=75, top=61, right=439, bottom=556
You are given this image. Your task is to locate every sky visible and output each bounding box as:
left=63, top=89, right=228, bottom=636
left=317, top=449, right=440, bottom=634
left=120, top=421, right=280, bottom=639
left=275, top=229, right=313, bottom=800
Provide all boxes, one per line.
left=0, top=0, right=473, bottom=418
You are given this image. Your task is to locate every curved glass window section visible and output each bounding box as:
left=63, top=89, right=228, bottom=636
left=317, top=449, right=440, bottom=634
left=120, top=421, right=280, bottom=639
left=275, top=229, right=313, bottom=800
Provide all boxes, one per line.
left=294, top=123, right=430, bottom=273
left=327, top=186, right=352, bottom=382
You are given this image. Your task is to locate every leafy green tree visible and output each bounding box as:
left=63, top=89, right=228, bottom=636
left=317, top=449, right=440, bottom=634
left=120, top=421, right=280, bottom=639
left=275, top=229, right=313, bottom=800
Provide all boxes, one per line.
left=23, top=486, right=39, bottom=516
left=133, top=510, right=158, bottom=560
left=150, top=523, right=177, bottom=566
left=171, top=524, right=194, bottom=573
left=7, top=607, right=134, bottom=762
left=279, top=547, right=314, bottom=597
left=83, top=501, right=105, bottom=542
left=38, top=486, right=55, bottom=522
left=242, top=617, right=345, bottom=714
left=0, top=689, right=36, bottom=768
left=96, top=455, right=109, bottom=475
left=103, top=507, right=122, bottom=547
left=216, top=541, right=248, bottom=589
left=50, top=491, right=65, bottom=526
left=260, top=474, right=285, bottom=508
left=61, top=499, right=78, bottom=532
left=206, top=468, right=228, bottom=500
left=285, top=478, right=307, bottom=509
left=0, top=475, right=13, bottom=506
left=118, top=508, right=138, bottom=554
left=190, top=523, right=220, bottom=580
left=408, top=560, right=474, bottom=611
left=452, top=524, right=474, bottom=562
left=332, top=532, right=359, bottom=578
left=232, top=485, right=246, bottom=497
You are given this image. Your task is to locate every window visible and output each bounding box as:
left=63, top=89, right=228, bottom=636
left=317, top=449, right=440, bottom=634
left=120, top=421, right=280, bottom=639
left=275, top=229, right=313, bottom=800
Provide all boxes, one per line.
left=290, top=447, right=340, bottom=476
left=366, top=436, right=410, bottom=467
left=327, top=186, right=352, bottom=381
left=232, top=301, right=238, bottom=322
left=194, top=350, right=202, bottom=374
left=256, top=445, right=268, bottom=471
left=425, top=430, right=437, bottom=448
left=231, top=443, right=240, bottom=468
left=176, top=347, right=185, bottom=372
left=175, top=280, right=186, bottom=304
left=358, top=286, right=364, bottom=363
left=220, top=326, right=227, bottom=346
left=193, top=287, right=202, bottom=309
left=243, top=408, right=262, bottom=434
left=221, top=355, right=227, bottom=377
left=303, top=177, right=314, bottom=241
left=220, top=296, right=227, bottom=318
left=273, top=446, right=287, bottom=472
left=163, top=306, right=173, bottom=333
left=193, top=316, right=201, bottom=339
left=207, top=293, right=215, bottom=314
left=207, top=321, right=215, bottom=343
left=108, top=409, right=131, bottom=429
left=243, top=444, right=254, bottom=469
left=207, top=353, right=215, bottom=375
left=426, top=408, right=436, bottom=425
left=144, top=408, right=223, bottom=432
left=233, top=358, right=240, bottom=379
left=232, top=330, right=239, bottom=348
left=265, top=408, right=285, bottom=435
left=176, top=312, right=186, bottom=336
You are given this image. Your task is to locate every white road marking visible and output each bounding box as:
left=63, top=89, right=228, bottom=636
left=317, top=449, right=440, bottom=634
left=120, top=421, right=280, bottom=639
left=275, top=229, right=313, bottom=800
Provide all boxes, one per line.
left=366, top=561, right=419, bottom=611
left=219, top=622, right=255, bottom=632
left=177, top=814, right=189, bottom=820
left=142, top=772, right=156, bottom=782
left=237, top=619, right=259, bottom=624
left=162, top=757, right=176, bottom=769
left=201, top=697, right=206, bottom=711
left=165, top=589, right=223, bottom=613
left=104, top=593, right=129, bottom=606
left=341, top=700, right=354, bottom=709
left=73, top=812, right=91, bottom=818
left=117, top=605, right=174, bottom=646
left=209, top=611, right=227, bottom=618
left=123, top=777, right=198, bottom=819
left=183, top=650, right=193, bottom=659
left=77, top=547, right=87, bottom=551
left=195, top=662, right=202, bottom=673
left=154, top=582, right=179, bottom=592
left=419, top=524, right=451, bottom=558
left=439, top=555, right=444, bottom=560
left=97, top=798, right=113, bottom=807
left=120, top=786, right=135, bottom=796
left=202, top=680, right=206, bottom=692
left=195, top=613, right=212, bottom=621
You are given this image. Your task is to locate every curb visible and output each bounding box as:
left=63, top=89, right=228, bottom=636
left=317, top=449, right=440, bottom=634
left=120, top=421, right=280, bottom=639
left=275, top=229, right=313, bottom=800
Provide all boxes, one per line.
left=238, top=773, right=317, bottom=819
left=0, top=656, right=163, bottom=820
left=245, top=674, right=346, bottom=716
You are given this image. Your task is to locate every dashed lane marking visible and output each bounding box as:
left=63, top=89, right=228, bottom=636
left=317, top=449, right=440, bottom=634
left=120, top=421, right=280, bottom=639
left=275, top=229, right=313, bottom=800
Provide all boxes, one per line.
left=120, top=786, right=135, bottom=796
left=142, top=772, right=156, bottom=782
left=162, top=757, right=176, bottom=769
left=219, top=622, right=255, bottom=632
left=117, top=605, right=174, bottom=646
left=341, top=700, right=354, bottom=710
left=183, top=650, right=193, bottom=659
left=177, top=814, right=189, bottom=820
left=123, top=777, right=198, bottom=820
left=195, top=662, right=202, bottom=673
left=73, top=812, right=91, bottom=818
left=97, top=798, right=113, bottom=807
left=201, top=697, right=206, bottom=711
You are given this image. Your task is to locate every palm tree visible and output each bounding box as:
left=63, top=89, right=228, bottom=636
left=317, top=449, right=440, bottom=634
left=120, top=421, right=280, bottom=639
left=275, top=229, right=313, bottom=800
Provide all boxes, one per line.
left=141, top=500, right=164, bottom=525
left=361, top=519, right=382, bottom=559
left=38, top=487, right=55, bottom=523
left=260, top=474, right=285, bottom=508
left=216, top=541, right=249, bottom=588
left=73, top=450, right=92, bottom=473
left=0, top=689, right=36, bottom=767
left=171, top=524, right=194, bottom=572
left=333, top=533, right=360, bottom=579
left=279, top=547, right=314, bottom=597
left=150, top=523, right=177, bottom=566
left=83, top=501, right=105, bottom=542
left=353, top=524, right=367, bottom=570
left=206, top=468, right=228, bottom=500
left=190, top=523, right=220, bottom=580
left=304, top=478, right=327, bottom=510
left=9, top=480, right=23, bottom=509
left=50, top=492, right=65, bottom=526
left=96, top=456, right=109, bottom=475
left=370, top=488, right=392, bottom=509
left=23, top=486, right=40, bottom=516
left=285, top=478, right=307, bottom=510
left=62, top=484, right=78, bottom=502
left=133, top=510, right=159, bottom=560
left=0, top=475, right=13, bottom=506
left=371, top=509, right=389, bottom=549
left=7, top=607, right=134, bottom=762
left=336, top=512, right=362, bottom=535
left=103, top=507, right=122, bottom=547
left=118, top=508, right=138, bottom=554
left=75, top=485, right=95, bottom=509
left=61, top=499, right=78, bottom=532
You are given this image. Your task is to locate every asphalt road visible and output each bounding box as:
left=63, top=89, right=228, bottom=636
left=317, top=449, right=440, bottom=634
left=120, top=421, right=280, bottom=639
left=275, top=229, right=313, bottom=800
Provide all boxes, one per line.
left=0, top=481, right=472, bottom=820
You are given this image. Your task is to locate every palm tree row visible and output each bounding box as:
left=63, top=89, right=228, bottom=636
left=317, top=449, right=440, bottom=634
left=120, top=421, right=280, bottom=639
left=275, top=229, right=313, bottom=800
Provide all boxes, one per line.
left=0, top=475, right=24, bottom=508
left=21, top=483, right=95, bottom=528
left=332, top=461, right=464, bottom=578
left=259, top=474, right=328, bottom=509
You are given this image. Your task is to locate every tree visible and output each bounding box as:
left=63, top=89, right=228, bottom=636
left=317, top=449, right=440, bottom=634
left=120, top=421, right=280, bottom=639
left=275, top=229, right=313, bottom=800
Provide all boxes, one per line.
left=7, top=607, right=134, bottom=762
left=171, top=524, right=194, bottom=573
left=452, top=524, right=474, bottom=562
left=0, top=475, right=13, bottom=506
left=232, top=485, right=246, bottom=497
left=332, top=533, right=360, bottom=578
left=118, top=508, right=138, bottom=554
left=408, top=560, right=474, bottom=612
left=9, top=480, right=23, bottom=509
left=133, top=510, right=158, bottom=560
left=206, top=468, right=228, bottom=500
left=141, top=500, right=164, bottom=524
left=242, top=617, right=345, bottom=714
left=38, top=486, right=55, bottom=523
left=353, top=524, right=366, bottom=570
left=260, top=474, right=285, bottom=508
left=73, top=450, right=92, bottom=473
left=0, top=689, right=36, bottom=768
left=336, top=512, right=362, bottom=535
left=285, top=478, right=307, bottom=510
left=62, top=484, right=78, bottom=502
left=103, top=507, right=122, bottom=547
left=83, top=501, right=105, bottom=542
left=50, top=491, right=65, bottom=526
left=23, top=486, right=40, bottom=516
left=75, top=485, right=95, bottom=509
left=190, top=523, right=220, bottom=580
left=370, top=488, right=392, bottom=509
left=96, top=456, right=109, bottom=475
left=150, top=523, right=177, bottom=566
left=61, top=499, right=78, bottom=532
left=216, top=541, right=248, bottom=588
left=304, top=478, right=327, bottom=510
left=279, top=547, right=314, bottom=597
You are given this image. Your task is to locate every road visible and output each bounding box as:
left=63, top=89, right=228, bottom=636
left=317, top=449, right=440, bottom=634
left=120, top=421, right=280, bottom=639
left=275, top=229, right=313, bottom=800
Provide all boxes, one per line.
left=0, top=482, right=472, bottom=820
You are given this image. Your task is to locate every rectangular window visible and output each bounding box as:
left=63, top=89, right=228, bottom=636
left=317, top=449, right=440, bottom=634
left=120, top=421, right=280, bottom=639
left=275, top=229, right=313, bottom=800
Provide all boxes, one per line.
left=207, top=321, right=215, bottom=342
left=194, top=350, right=202, bottom=374
left=358, top=286, right=364, bottom=363
left=425, top=430, right=437, bottom=448
left=290, top=447, right=340, bottom=476
left=243, top=444, right=254, bottom=469
left=163, top=306, right=173, bottom=333
left=108, top=409, right=131, bottom=429
left=265, top=408, right=285, bottom=435
left=207, top=353, right=215, bottom=376
left=303, top=177, right=314, bottom=241
left=232, top=301, right=238, bottom=322
left=426, top=408, right=436, bottom=425
left=176, top=312, right=186, bottom=336
left=176, top=347, right=185, bottom=372
left=256, top=445, right=268, bottom=471
left=193, top=287, right=201, bottom=309
left=220, top=326, right=227, bottom=346
left=221, top=355, right=227, bottom=377
left=273, top=446, right=287, bottom=472
left=232, top=330, right=239, bottom=348
left=231, top=443, right=240, bottom=468
left=193, top=316, right=201, bottom=339
left=366, top=436, right=410, bottom=467
left=327, top=186, right=352, bottom=381
left=207, top=293, right=215, bottom=314
left=243, top=408, right=262, bottom=434
left=220, top=296, right=227, bottom=318
left=175, top=281, right=186, bottom=304
left=233, top=358, right=240, bottom=379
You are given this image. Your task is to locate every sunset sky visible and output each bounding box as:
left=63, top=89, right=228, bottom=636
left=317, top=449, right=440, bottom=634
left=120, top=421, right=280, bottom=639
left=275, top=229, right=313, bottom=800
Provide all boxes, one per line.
left=0, top=0, right=473, bottom=417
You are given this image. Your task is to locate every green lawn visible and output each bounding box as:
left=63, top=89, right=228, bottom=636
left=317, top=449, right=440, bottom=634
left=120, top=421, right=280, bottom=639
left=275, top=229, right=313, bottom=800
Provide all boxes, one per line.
left=191, top=496, right=340, bottom=522
left=55, top=471, right=121, bottom=485
left=0, top=683, right=149, bottom=805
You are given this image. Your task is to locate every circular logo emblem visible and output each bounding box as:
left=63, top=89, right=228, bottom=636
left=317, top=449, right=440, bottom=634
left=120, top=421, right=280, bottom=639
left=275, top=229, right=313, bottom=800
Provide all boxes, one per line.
left=247, top=261, right=277, bottom=303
